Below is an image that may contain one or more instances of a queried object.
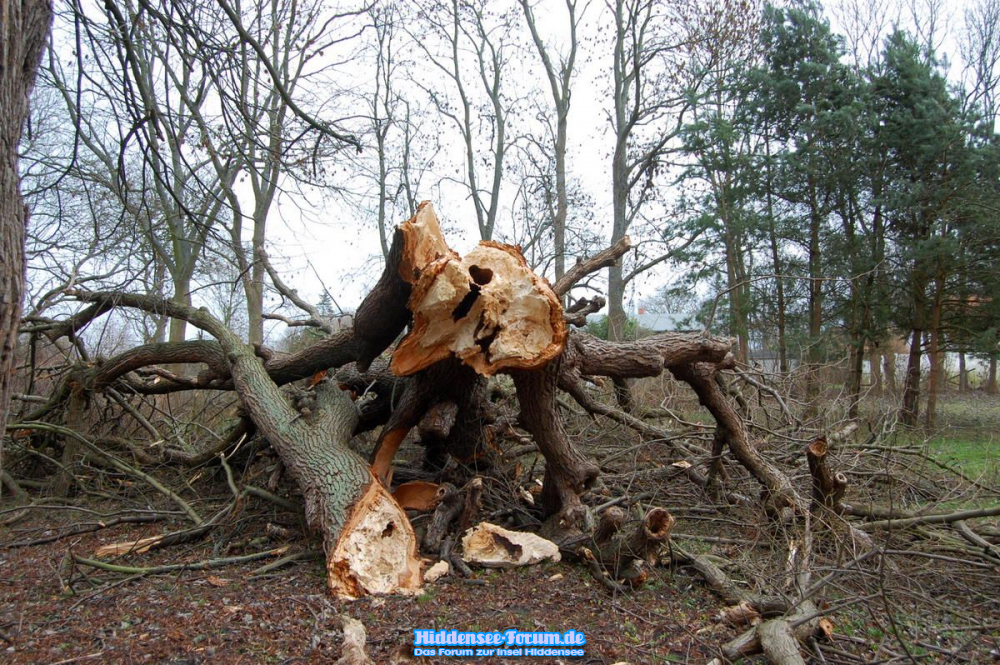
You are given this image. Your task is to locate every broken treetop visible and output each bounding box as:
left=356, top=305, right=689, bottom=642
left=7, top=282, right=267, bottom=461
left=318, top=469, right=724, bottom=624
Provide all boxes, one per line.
left=391, top=202, right=567, bottom=377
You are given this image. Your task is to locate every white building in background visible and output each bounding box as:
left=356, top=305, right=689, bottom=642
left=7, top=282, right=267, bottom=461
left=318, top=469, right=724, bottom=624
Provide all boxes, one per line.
left=635, top=309, right=690, bottom=333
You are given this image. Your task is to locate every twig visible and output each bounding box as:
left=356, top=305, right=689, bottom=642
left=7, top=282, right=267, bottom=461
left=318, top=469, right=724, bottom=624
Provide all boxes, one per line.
left=954, top=520, right=1000, bottom=560
left=7, top=421, right=202, bottom=525
left=72, top=546, right=290, bottom=575
left=250, top=550, right=322, bottom=576
left=858, top=505, right=1000, bottom=532
left=257, top=248, right=335, bottom=334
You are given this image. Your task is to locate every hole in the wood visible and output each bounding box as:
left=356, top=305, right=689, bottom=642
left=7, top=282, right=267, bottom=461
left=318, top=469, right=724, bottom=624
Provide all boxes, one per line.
left=475, top=325, right=499, bottom=361
left=469, top=265, right=493, bottom=286
left=381, top=521, right=395, bottom=538
left=451, top=283, right=481, bottom=321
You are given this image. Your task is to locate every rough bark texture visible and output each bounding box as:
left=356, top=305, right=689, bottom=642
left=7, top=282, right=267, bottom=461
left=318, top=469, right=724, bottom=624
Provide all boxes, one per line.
left=69, top=291, right=421, bottom=598
left=0, top=0, right=52, bottom=479
left=511, top=356, right=599, bottom=545
left=205, top=318, right=420, bottom=598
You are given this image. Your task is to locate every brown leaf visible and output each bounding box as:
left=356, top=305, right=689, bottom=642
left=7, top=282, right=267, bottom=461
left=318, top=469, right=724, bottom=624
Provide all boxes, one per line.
left=308, top=370, right=327, bottom=388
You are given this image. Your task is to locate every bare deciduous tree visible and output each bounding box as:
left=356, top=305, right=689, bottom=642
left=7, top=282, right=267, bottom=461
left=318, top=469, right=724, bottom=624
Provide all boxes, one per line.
left=519, top=0, right=584, bottom=282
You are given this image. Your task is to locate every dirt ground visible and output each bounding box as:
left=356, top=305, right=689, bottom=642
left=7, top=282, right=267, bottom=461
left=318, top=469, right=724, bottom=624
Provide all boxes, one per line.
left=1, top=510, right=728, bottom=664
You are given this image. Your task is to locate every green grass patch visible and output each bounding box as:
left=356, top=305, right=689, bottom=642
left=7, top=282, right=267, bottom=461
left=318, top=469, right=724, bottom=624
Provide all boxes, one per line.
left=926, top=434, right=1000, bottom=483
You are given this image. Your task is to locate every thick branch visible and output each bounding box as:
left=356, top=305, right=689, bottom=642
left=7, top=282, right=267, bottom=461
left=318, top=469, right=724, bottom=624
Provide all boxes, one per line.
left=552, top=235, right=632, bottom=297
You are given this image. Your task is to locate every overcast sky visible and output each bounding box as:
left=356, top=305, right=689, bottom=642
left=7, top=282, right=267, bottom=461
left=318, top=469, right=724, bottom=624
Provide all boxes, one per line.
left=250, top=0, right=976, bottom=340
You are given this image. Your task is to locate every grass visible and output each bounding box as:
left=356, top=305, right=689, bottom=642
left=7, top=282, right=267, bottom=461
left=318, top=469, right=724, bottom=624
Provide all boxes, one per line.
left=926, top=434, right=1000, bottom=483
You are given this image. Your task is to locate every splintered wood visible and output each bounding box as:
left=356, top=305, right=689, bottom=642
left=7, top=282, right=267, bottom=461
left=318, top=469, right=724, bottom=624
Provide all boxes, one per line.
left=392, top=202, right=566, bottom=377
left=328, top=480, right=422, bottom=599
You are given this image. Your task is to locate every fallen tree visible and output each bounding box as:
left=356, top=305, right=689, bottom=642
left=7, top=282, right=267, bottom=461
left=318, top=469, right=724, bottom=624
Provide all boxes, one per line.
left=10, top=202, right=804, bottom=600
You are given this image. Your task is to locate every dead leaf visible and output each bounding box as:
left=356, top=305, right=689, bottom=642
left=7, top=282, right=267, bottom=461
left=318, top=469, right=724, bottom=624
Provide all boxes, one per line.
left=308, top=370, right=327, bottom=388
left=206, top=575, right=230, bottom=587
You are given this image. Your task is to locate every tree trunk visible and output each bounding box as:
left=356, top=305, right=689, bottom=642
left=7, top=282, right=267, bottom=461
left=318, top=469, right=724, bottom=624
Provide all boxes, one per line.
left=958, top=351, right=968, bottom=393
left=804, top=177, right=824, bottom=414
left=168, top=274, right=193, bottom=344
left=925, top=276, right=944, bottom=429
left=869, top=348, right=883, bottom=394
left=764, top=132, right=787, bottom=373
left=512, top=358, right=599, bottom=544
left=847, top=336, right=865, bottom=419
left=553, top=110, right=568, bottom=283
left=106, top=295, right=423, bottom=598
left=0, top=0, right=52, bottom=479
left=987, top=353, right=998, bottom=395
left=883, top=349, right=897, bottom=394
left=901, top=326, right=922, bottom=427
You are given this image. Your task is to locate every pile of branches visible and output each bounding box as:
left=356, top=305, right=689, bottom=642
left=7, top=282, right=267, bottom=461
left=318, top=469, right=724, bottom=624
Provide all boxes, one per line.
left=4, top=204, right=1000, bottom=663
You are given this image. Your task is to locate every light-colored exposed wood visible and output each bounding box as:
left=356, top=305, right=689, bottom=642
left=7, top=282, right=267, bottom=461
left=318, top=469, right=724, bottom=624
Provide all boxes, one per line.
left=392, top=203, right=566, bottom=377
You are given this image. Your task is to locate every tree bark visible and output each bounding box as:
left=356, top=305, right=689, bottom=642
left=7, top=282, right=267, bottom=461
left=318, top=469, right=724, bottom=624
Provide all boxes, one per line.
left=805, top=437, right=846, bottom=514
left=670, top=362, right=802, bottom=513
left=958, top=351, right=968, bottom=393
left=0, top=0, right=53, bottom=479
left=869, top=347, right=882, bottom=394
left=988, top=353, right=998, bottom=395
left=883, top=349, right=897, bottom=394
left=925, top=275, right=944, bottom=429
left=67, top=291, right=422, bottom=597
left=512, top=357, right=599, bottom=544
left=901, top=326, right=923, bottom=427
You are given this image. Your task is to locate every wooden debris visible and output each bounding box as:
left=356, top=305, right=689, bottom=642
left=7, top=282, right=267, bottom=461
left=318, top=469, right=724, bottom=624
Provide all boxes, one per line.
left=423, top=559, right=450, bottom=583
left=462, top=522, right=561, bottom=568
left=94, top=535, right=165, bottom=557
left=392, top=481, right=442, bottom=512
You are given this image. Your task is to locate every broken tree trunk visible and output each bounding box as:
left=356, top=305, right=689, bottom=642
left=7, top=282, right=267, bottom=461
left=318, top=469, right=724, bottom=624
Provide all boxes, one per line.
left=197, top=321, right=421, bottom=599
left=806, top=437, right=847, bottom=514
left=391, top=202, right=566, bottom=377
left=67, top=292, right=421, bottom=599
left=64, top=202, right=776, bottom=596
left=590, top=506, right=675, bottom=586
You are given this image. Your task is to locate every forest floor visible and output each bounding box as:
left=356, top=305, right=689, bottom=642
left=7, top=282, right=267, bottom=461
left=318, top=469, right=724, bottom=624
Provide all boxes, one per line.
left=1, top=504, right=726, bottom=664
left=2, top=388, right=1000, bottom=664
